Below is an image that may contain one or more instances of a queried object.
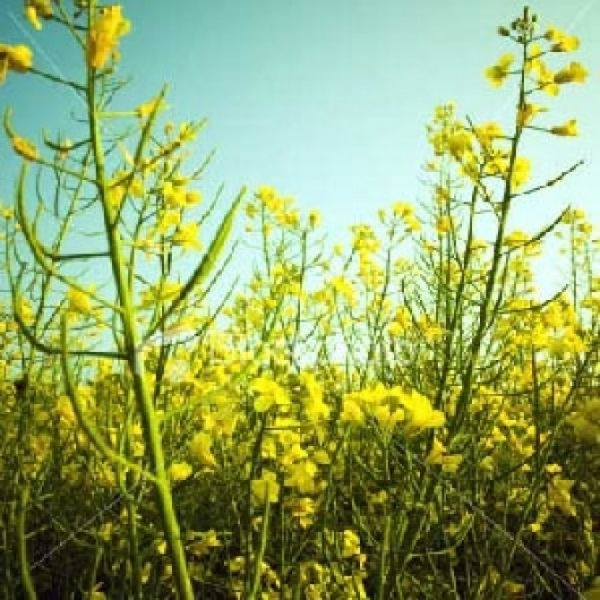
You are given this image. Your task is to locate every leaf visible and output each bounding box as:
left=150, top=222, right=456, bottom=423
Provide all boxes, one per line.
left=149, top=187, right=245, bottom=337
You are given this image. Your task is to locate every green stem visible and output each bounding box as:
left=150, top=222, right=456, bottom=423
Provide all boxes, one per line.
left=16, top=484, right=37, bottom=600
left=247, top=499, right=271, bottom=600
left=376, top=511, right=392, bottom=600
left=85, top=5, right=193, bottom=597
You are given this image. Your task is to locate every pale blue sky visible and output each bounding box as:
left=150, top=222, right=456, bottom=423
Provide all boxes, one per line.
left=1, top=1, right=600, bottom=294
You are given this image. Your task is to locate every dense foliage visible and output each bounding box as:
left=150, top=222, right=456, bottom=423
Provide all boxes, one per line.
left=1, top=3, right=600, bottom=599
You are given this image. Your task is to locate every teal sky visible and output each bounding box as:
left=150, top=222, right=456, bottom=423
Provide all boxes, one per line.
left=1, top=1, right=600, bottom=294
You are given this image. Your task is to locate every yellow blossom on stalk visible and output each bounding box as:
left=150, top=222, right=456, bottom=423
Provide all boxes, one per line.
left=162, top=181, right=186, bottom=206
left=87, top=5, right=131, bottom=69
left=0, top=44, right=33, bottom=84
left=157, top=209, right=181, bottom=233
left=173, top=222, right=202, bottom=251
left=25, top=7, right=41, bottom=30
left=547, top=477, right=576, bottom=517
left=128, top=178, right=144, bottom=198
left=568, top=399, right=600, bottom=444
left=510, top=156, right=531, bottom=191
left=401, top=389, right=445, bottom=433
left=503, top=229, right=529, bottom=249
left=436, top=216, right=452, bottom=235
left=55, top=395, right=76, bottom=425
left=550, top=119, right=578, bottom=137
left=285, top=459, right=318, bottom=494
left=140, top=280, right=182, bottom=307
left=168, top=461, right=193, bottom=482
left=67, top=286, right=95, bottom=316
left=536, top=61, right=560, bottom=96
left=185, top=190, right=202, bottom=206
left=187, top=530, right=222, bottom=559
left=341, top=529, right=361, bottom=558
left=404, top=214, right=421, bottom=233
left=301, top=372, right=330, bottom=423
left=106, top=183, right=125, bottom=209
left=525, top=43, right=543, bottom=74
left=16, top=296, right=35, bottom=326
left=447, top=129, right=473, bottom=160
left=554, top=61, right=588, bottom=84
left=340, top=396, right=364, bottom=423
left=286, top=497, right=316, bottom=528
left=11, top=135, right=38, bottom=161
left=482, top=150, right=508, bottom=177
left=330, top=275, right=356, bottom=306
left=251, top=377, right=290, bottom=412
left=25, top=0, right=53, bottom=30
left=475, top=121, right=504, bottom=150
left=251, top=470, right=280, bottom=504
left=136, top=95, right=167, bottom=119
left=517, top=103, right=547, bottom=127
left=308, top=209, right=321, bottom=228
left=372, top=404, right=405, bottom=433
left=544, top=26, right=580, bottom=52
left=392, top=201, right=414, bottom=218
left=484, top=53, right=514, bottom=87
left=189, top=432, right=217, bottom=468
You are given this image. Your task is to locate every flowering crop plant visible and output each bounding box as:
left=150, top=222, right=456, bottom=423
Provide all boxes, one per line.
left=1, top=3, right=600, bottom=599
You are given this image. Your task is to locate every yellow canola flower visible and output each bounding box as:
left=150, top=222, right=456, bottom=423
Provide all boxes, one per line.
left=168, top=461, right=193, bottom=482
left=25, top=1, right=53, bottom=30
left=286, top=497, right=316, bottom=528
left=136, top=95, right=167, bottom=119
left=67, top=286, right=94, bottom=316
left=525, top=43, right=543, bottom=74
left=87, top=5, right=131, bottom=69
left=342, top=385, right=444, bottom=434
left=25, top=7, right=42, bottom=30
left=510, top=156, right=532, bottom=191
left=173, top=222, right=202, bottom=251
left=187, top=530, right=221, bottom=558
left=536, top=61, right=560, bottom=96
left=341, top=530, right=361, bottom=558
left=156, top=209, right=181, bottom=233
left=474, top=121, right=504, bottom=148
left=568, top=398, right=600, bottom=443
left=330, top=275, right=357, bottom=306
left=544, top=26, right=580, bottom=52
left=251, top=470, right=280, bottom=504
left=301, top=372, right=330, bottom=422
left=308, top=209, right=321, bottom=228
left=484, top=53, right=514, bottom=87
left=340, top=397, right=364, bottom=423
left=436, top=216, right=452, bottom=235
left=285, top=459, right=318, bottom=495
left=55, top=395, right=76, bottom=425
left=251, top=377, right=290, bottom=412
left=189, top=432, right=217, bottom=468
left=371, top=404, right=405, bottom=432
left=16, top=296, right=35, bottom=326
left=1, top=44, right=33, bottom=72
left=517, top=103, right=547, bottom=127
left=547, top=476, right=576, bottom=517
left=447, top=130, right=473, bottom=160
left=11, top=135, right=38, bottom=161
left=550, top=119, right=578, bottom=137
left=0, top=44, right=33, bottom=84
left=554, top=61, right=588, bottom=84
left=401, top=389, right=445, bottom=433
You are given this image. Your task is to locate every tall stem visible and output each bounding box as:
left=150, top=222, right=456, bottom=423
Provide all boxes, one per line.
left=83, top=4, right=193, bottom=597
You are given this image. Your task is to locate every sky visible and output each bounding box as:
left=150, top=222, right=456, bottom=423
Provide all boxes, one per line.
left=1, top=0, right=600, bottom=295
